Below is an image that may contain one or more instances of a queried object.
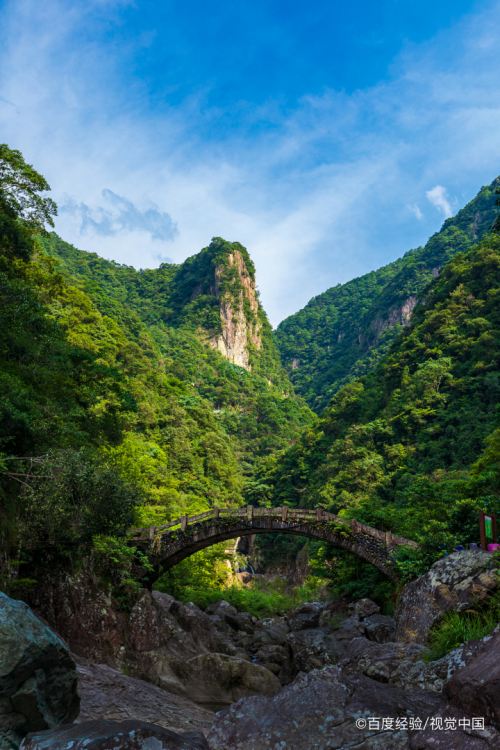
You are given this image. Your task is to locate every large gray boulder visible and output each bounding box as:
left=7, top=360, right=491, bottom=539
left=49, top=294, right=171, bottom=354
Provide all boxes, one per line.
left=445, top=627, right=500, bottom=729
left=20, top=719, right=208, bottom=749
left=364, top=613, right=396, bottom=642
left=350, top=598, right=380, bottom=618
left=176, top=653, right=280, bottom=707
left=0, top=593, right=79, bottom=748
left=208, top=665, right=498, bottom=749
left=286, top=628, right=342, bottom=672
left=76, top=660, right=213, bottom=735
left=286, top=601, right=323, bottom=631
left=25, top=574, right=239, bottom=681
left=395, top=551, right=497, bottom=643
left=340, top=637, right=427, bottom=685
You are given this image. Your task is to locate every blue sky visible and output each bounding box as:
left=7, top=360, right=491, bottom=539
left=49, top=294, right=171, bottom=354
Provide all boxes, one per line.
left=0, top=0, right=499, bottom=324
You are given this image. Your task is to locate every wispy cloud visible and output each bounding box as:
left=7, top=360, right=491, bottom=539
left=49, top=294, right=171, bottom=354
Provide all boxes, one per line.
left=425, top=185, right=452, bottom=218
left=408, top=203, right=424, bottom=221
left=0, top=0, right=499, bottom=323
left=61, top=189, right=178, bottom=242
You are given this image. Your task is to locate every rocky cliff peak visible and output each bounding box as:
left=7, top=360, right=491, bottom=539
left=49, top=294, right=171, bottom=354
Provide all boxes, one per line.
left=167, top=238, right=263, bottom=370
left=211, top=242, right=262, bottom=370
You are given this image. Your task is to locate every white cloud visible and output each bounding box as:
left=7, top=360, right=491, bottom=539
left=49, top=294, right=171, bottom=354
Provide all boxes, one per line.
left=425, top=185, right=453, bottom=219
left=408, top=203, right=423, bottom=220
left=0, top=0, right=499, bottom=324
left=61, top=189, right=178, bottom=242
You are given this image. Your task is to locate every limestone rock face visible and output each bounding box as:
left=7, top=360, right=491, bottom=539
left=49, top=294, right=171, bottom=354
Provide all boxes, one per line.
left=20, top=719, right=209, bottom=750
left=370, top=295, right=418, bottom=339
left=0, top=592, right=79, bottom=748
left=208, top=666, right=499, bottom=750
left=210, top=250, right=261, bottom=370
left=395, top=551, right=497, bottom=643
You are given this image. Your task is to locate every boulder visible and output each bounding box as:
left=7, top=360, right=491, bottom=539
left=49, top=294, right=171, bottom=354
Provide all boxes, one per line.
left=364, top=613, right=396, bottom=642
left=253, top=644, right=291, bottom=679
left=208, top=665, right=499, bottom=749
left=445, top=627, right=500, bottom=729
left=395, top=551, right=497, bottom=643
left=341, top=637, right=427, bottom=685
left=246, top=617, right=289, bottom=650
left=0, top=593, right=79, bottom=748
left=286, top=628, right=342, bottom=673
left=350, top=598, right=380, bottom=618
left=331, top=615, right=366, bottom=640
left=205, top=600, right=238, bottom=618
left=206, top=602, right=256, bottom=634
left=76, top=660, right=213, bottom=735
left=340, top=627, right=500, bottom=696
left=286, top=602, right=323, bottom=631
left=20, top=719, right=208, bottom=749
left=177, top=653, right=281, bottom=706
left=25, top=573, right=238, bottom=680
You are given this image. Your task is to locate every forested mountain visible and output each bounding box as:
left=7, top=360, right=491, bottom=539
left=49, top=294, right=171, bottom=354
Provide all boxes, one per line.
left=1, top=144, right=498, bottom=604
left=0, top=146, right=312, bottom=587
left=275, top=178, right=500, bottom=411
left=267, top=231, right=500, bottom=579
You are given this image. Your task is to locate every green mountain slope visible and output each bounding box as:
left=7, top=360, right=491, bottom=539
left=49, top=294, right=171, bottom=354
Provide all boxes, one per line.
left=40, top=234, right=313, bottom=475
left=275, top=178, right=499, bottom=411
left=268, top=232, right=500, bottom=562
left=0, top=147, right=313, bottom=587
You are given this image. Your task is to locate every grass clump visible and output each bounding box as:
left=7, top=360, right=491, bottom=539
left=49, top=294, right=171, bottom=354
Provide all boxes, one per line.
left=426, top=592, right=500, bottom=661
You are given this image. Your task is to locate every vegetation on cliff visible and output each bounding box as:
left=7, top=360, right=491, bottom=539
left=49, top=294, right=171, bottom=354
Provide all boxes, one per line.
left=263, top=231, right=500, bottom=590
left=0, top=145, right=498, bottom=609
left=0, top=145, right=312, bottom=591
left=275, top=178, right=499, bottom=411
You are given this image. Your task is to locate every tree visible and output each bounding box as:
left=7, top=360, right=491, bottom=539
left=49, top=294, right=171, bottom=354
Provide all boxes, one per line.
left=0, top=144, right=56, bottom=231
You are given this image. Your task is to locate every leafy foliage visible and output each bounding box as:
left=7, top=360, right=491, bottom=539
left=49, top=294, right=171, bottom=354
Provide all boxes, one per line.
left=267, top=234, right=500, bottom=572
left=276, top=178, right=500, bottom=411
left=1, top=145, right=499, bottom=608
left=0, top=144, right=56, bottom=234
left=0, top=148, right=312, bottom=591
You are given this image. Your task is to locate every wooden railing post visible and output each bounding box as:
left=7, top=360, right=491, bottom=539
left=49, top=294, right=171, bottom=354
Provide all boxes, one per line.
left=281, top=506, right=288, bottom=522
left=214, top=507, right=220, bottom=519
left=247, top=505, right=253, bottom=521
left=181, top=515, right=188, bottom=531
left=316, top=508, right=323, bottom=521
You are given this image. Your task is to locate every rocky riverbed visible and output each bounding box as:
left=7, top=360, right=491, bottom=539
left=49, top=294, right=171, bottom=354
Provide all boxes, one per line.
left=1, top=550, right=498, bottom=749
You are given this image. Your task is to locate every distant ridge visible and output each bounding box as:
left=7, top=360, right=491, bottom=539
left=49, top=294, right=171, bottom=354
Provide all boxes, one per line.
left=275, top=177, right=500, bottom=411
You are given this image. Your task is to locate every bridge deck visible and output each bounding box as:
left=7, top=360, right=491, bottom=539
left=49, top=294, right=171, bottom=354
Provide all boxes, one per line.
left=131, top=505, right=416, bottom=549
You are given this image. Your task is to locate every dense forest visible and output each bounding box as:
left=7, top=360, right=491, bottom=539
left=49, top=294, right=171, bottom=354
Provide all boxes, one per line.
left=0, top=145, right=312, bottom=595
left=276, top=178, right=499, bottom=411
left=0, top=144, right=498, bottom=608
left=266, top=234, right=499, bottom=586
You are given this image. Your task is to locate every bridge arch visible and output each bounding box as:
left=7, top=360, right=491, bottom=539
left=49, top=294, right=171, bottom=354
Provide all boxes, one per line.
left=131, top=507, right=417, bottom=582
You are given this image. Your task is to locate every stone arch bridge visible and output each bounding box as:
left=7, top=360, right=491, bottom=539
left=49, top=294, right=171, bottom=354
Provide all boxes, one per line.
left=131, top=507, right=418, bottom=582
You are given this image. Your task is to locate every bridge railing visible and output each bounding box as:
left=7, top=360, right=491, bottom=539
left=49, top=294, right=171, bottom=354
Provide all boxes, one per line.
left=131, top=506, right=335, bottom=539
left=129, top=506, right=417, bottom=549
